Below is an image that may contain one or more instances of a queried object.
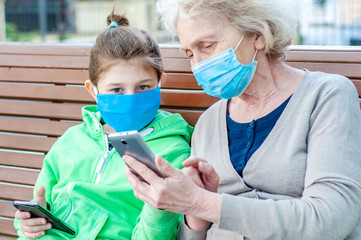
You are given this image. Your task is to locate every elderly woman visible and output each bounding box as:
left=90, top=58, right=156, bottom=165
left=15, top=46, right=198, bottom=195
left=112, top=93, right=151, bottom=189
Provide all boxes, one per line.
left=123, top=0, right=361, bottom=239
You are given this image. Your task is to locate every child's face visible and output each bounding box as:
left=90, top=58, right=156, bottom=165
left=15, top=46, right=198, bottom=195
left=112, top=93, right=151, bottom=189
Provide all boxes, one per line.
left=97, top=61, right=158, bottom=95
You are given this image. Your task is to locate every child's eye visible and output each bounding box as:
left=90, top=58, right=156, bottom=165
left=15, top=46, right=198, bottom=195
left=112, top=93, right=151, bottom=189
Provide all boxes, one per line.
left=112, top=88, right=124, bottom=94
left=137, top=85, right=149, bottom=91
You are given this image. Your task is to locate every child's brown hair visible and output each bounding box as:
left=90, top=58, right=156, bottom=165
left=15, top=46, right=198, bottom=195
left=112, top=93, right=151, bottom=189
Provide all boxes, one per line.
left=89, top=7, right=163, bottom=86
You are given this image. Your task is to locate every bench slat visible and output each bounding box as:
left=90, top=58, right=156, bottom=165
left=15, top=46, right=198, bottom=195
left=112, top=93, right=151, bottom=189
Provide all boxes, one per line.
left=0, top=117, right=77, bottom=137
left=286, top=50, right=361, bottom=63
left=161, top=91, right=218, bottom=108
left=162, top=58, right=361, bottom=79
left=161, top=109, right=203, bottom=127
left=0, top=183, right=33, bottom=201
left=0, top=42, right=91, bottom=56
left=351, top=79, right=361, bottom=97
left=0, top=152, right=44, bottom=169
left=0, top=100, right=85, bottom=121
left=0, top=133, right=57, bottom=153
left=0, top=67, right=88, bottom=85
left=162, top=73, right=201, bottom=90
left=286, top=62, right=361, bottom=79
left=0, top=68, right=201, bottom=90
left=0, top=218, right=17, bottom=237
left=0, top=83, right=94, bottom=103
left=0, top=54, right=89, bottom=69
left=0, top=202, right=15, bottom=219
left=0, top=167, right=40, bottom=186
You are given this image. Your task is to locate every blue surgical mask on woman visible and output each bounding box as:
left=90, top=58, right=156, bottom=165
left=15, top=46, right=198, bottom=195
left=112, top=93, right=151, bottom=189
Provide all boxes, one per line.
left=94, top=86, right=161, bottom=132
left=191, top=35, right=258, bottom=99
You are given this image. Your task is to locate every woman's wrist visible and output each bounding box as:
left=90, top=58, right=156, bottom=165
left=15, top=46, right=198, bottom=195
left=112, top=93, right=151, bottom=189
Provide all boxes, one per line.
left=192, top=188, right=222, bottom=224
left=185, top=215, right=209, bottom=230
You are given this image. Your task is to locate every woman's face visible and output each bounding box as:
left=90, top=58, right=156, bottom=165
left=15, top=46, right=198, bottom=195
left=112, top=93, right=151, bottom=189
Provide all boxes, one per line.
left=97, top=61, right=158, bottom=95
left=176, top=13, right=256, bottom=67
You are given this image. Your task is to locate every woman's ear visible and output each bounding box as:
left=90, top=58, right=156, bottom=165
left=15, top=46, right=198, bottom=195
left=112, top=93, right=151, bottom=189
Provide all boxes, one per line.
left=160, top=73, right=166, bottom=87
left=85, top=80, right=97, bottom=102
left=254, top=34, right=266, bottom=51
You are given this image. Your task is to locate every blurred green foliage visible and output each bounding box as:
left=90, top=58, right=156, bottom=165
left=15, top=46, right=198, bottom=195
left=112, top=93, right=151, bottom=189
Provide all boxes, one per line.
left=6, top=23, right=39, bottom=41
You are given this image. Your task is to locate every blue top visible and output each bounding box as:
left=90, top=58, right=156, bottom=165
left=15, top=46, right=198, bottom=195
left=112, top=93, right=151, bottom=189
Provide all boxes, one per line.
left=226, top=96, right=291, bottom=175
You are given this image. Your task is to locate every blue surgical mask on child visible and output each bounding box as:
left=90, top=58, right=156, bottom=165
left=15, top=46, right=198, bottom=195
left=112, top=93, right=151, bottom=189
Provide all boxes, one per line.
left=94, top=86, right=161, bottom=132
left=191, top=35, right=258, bottom=100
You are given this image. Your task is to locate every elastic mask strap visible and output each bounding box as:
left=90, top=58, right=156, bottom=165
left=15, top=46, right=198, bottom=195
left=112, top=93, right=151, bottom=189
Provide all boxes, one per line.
left=235, top=35, right=245, bottom=52
left=92, top=84, right=99, bottom=95
left=252, top=49, right=258, bottom=62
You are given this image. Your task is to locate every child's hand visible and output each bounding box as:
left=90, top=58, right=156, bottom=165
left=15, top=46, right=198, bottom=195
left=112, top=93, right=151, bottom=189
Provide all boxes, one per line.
left=14, top=186, right=52, bottom=239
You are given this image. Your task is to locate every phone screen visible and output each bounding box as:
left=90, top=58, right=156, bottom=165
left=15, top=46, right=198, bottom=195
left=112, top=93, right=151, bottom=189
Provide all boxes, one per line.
left=13, top=201, right=76, bottom=235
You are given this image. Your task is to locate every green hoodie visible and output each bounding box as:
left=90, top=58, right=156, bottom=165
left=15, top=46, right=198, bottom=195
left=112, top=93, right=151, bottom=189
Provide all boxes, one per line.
left=14, top=106, right=193, bottom=240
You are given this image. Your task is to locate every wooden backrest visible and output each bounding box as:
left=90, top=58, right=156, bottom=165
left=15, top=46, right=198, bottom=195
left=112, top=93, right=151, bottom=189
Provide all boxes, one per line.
left=0, top=42, right=360, bottom=238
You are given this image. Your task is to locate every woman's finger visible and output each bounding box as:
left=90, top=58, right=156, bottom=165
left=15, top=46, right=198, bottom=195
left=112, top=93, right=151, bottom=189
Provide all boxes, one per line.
left=199, top=162, right=219, bottom=182
left=124, top=165, right=157, bottom=203
left=123, top=155, right=161, bottom=184
left=181, top=167, right=204, bottom=188
left=182, top=156, right=207, bottom=168
left=154, top=155, right=182, bottom=178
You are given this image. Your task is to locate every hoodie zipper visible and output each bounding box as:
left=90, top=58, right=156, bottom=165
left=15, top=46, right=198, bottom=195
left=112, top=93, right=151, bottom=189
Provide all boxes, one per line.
left=94, top=135, right=114, bottom=184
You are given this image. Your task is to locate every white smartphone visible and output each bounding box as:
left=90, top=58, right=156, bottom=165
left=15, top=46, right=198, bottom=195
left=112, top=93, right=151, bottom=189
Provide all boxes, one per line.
left=108, top=131, right=165, bottom=179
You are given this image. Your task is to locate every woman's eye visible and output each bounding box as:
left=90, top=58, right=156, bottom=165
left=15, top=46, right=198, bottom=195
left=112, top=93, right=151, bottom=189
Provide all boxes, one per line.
left=137, top=85, right=149, bottom=91
left=185, top=50, right=193, bottom=59
left=204, top=43, right=215, bottom=50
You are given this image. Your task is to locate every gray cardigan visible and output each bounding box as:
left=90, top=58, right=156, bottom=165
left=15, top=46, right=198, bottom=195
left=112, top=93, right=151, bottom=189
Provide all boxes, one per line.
left=178, top=71, right=361, bottom=240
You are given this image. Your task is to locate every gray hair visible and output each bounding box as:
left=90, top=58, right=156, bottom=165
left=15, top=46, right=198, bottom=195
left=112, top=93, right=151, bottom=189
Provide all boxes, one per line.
left=156, top=0, right=299, bottom=61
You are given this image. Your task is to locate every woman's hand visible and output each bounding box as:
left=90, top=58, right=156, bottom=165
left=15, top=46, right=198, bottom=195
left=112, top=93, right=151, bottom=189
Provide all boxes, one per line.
left=182, top=156, right=219, bottom=193
left=181, top=157, right=220, bottom=230
left=123, top=155, right=222, bottom=223
left=14, top=186, right=52, bottom=239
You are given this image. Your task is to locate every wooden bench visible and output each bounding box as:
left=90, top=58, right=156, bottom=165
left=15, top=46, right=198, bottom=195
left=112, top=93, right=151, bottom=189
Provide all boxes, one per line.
left=0, top=42, right=360, bottom=239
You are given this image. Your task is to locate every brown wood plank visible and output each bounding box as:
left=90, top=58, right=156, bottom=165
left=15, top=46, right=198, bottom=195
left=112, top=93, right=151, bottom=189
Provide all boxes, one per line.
left=0, top=183, right=33, bottom=201
left=162, top=73, right=201, bottom=90
left=0, top=167, right=39, bottom=186
left=351, top=79, right=361, bottom=97
left=0, top=67, right=88, bottom=85
left=0, top=83, right=94, bottom=103
left=0, top=55, right=89, bottom=69
left=0, top=42, right=92, bottom=56
left=0, top=100, right=85, bottom=121
left=163, top=58, right=191, bottom=73
left=0, top=151, right=44, bottom=169
left=161, top=90, right=219, bottom=108
left=286, top=62, right=361, bottom=79
left=0, top=202, right=15, bottom=219
left=160, top=46, right=187, bottom=59
left=0, top=117, right=78, bottom=137
left=161, top=108, right=204, bottom=127
left=0, top=133, right=57, bottom=153
left=286, top=50, right=361, bottom=63
left=0, top=218, right=17, bottom=237
left=0, top=234, right=16, bottom=239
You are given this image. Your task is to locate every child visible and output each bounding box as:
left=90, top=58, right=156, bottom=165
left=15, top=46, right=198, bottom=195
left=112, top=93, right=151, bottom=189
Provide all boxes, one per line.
left=14, top=9, right=193, bottom=240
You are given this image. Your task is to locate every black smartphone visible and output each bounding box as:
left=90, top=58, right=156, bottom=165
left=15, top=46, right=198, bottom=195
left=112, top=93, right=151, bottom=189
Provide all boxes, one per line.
left=108, top=130, right=165, bottom=179
left=13, top=201, right=76, bottom=236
